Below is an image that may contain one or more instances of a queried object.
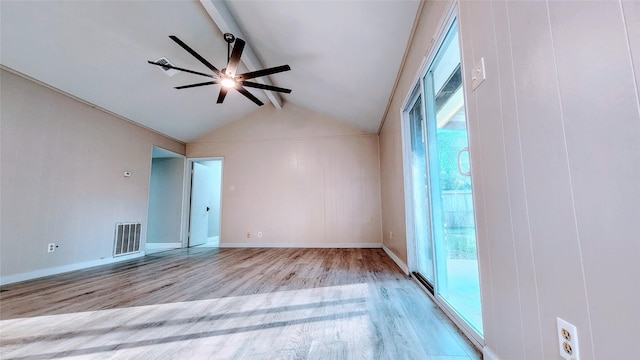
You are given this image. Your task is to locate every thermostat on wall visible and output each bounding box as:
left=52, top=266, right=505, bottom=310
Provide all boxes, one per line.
left=123, top=171, right=132, bottom=177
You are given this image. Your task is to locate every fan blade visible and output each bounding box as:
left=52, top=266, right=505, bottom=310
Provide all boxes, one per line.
left=169, top=35, right=222, bottom=76
left=225, top=38, right=245, bottom=77
left=148, top=61, right=214, bottom=78
left=236, top=86, right=264, bottom=106
left=175, top=81, right=218, bottom=89
left=240, top=81, right=291, bottom=94
left=217, top=87, right=228, bottom=103
left=237, top=65, right=291, bottom=80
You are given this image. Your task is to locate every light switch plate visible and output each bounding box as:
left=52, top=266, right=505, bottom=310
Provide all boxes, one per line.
left=471, top=57, right=486, bottom=90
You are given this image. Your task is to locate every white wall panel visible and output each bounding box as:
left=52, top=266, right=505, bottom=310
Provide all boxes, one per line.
left=502, top=2, right=593, bottom=358
left=188, top=103, right=381, bottom=247
left=622, top=0, right=640, bottom=99
left=460, top=0, right=638, bottom=358
left=490, top=2, right=545, bottom=358
left=460, top=1, right=528, bottom=356
left=378, top=115, right=408, bottom=263
left=548, top=2, right=640, bottom=357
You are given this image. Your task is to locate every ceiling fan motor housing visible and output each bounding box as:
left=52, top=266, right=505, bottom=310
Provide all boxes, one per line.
left=223, top=33, right=236, bottom=43
left=148, top=34, right=291, bottom=106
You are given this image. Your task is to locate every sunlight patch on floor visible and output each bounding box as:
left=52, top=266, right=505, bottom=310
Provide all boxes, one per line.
left=0, top=283, right=373, bottom=359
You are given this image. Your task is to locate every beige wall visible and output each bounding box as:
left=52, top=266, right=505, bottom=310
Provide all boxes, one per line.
left=380, top=1, right=640, bottom=359
left=188, top=103, right=382, bottom=247
left=379, top=0, right=452, bottom=267
left=0, top=69, right=185, bottom=283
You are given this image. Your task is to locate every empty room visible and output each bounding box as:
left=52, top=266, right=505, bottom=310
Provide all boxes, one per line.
left=1, top=1, right=639, bottom=359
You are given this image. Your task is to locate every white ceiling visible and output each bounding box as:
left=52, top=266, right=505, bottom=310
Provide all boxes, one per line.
left=1, top=0, right=420, bottom=143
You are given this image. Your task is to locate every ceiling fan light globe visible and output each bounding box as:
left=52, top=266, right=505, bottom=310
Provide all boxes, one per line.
left=221, top=78, right=236, bottom=88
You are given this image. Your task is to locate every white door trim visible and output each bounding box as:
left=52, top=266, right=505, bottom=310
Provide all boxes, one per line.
left=184, top=157, right=224, bottom=247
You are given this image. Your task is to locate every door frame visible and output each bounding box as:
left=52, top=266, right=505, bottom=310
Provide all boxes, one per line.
left=401, top=84, right=432, bottom=278
left=183, top=157, right=224, bottom=248
left=146, top=146, right=189, bottom=251
left=400, top=2, right=484, bottom=349
left=401, top=0, right=458, bottom=278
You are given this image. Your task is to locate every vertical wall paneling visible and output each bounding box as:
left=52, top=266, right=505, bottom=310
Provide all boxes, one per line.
left=622, top=0, right=640, bottom=101
left=0, top=69, right=185, bottom=283
left=461, top=0, right=640, bottom=358
left=494, top=1, right=545, bottom=358
left=548, top=1, right=640, bottom=358
left=504, top=2, right=593, bottom=358
left=188, top=103, right=382, bottom=247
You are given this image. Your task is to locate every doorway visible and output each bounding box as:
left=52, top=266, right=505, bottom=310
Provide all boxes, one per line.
left=188, top=159, right=223, bottom=248
left=146, top=146, right=186, bottom=253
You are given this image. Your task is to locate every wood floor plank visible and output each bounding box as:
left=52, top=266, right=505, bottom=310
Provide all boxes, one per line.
left=0, top=248, right=480, bottom=359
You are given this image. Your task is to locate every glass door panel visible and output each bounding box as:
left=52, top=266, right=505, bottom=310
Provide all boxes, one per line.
left=423, top=22, right=483, bottom=335
left=408, top=95, right=435, bottom=285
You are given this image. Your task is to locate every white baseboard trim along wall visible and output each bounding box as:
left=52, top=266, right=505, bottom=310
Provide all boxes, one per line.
left=0, top=252, right=145, bottom=286
left=145, top=242, right=182, bottom=250
left=482, top=346, right=500, bottom=360
left=382, top=244, right=409, bottom=275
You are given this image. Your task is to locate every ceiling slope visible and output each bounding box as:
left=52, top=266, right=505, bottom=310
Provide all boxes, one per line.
left=224, top=0, right=421, bottom=133
left=199, top=0, right=284, bottom=109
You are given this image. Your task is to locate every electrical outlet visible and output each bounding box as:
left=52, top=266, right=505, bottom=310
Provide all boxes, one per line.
left=246, top=232, right=251, bottom=238
left=257, top=232, right=263, bottom=238
left=557, top=317, right=580, bottom=360
left=47, top=243, right=56, bottom=253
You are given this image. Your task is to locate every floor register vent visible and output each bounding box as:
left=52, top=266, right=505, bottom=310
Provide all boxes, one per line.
left=114, top=222, right=141, bottom=256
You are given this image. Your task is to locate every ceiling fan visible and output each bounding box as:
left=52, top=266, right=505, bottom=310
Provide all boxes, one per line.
left=148, top=33, right=291, bottom=106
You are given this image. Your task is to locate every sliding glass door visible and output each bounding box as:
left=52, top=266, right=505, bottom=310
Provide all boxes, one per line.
left=406, top=19, right=483, bottom=339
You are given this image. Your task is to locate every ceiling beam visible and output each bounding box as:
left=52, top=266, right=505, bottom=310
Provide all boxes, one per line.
left=199, top=0, right=283, bottom=109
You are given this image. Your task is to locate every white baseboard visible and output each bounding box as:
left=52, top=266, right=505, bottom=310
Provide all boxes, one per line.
left=145, top=242, right=182, bottom=250
left=382, top=244, right=409, bottom=275
left=219, top=242, right=382, bottom=249
left=0, top=252, right=145, bottom=286
left=483, top=346, right=500, bottom=360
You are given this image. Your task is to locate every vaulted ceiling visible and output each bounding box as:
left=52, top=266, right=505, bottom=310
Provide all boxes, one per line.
left=0, top=0, right=421, bottom=142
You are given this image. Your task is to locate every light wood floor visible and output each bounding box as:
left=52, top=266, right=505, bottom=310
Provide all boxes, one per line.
left=0, top=248, right=481, bottom=360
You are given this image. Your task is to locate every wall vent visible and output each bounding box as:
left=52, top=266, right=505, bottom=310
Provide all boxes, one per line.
left=114, top=223, right=141, bottom=256
left=154, top=57, right=179, bottom=77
